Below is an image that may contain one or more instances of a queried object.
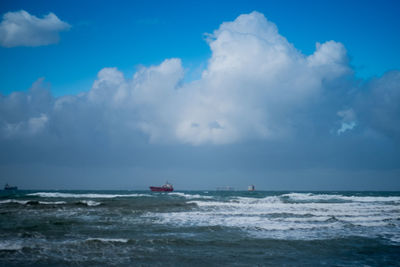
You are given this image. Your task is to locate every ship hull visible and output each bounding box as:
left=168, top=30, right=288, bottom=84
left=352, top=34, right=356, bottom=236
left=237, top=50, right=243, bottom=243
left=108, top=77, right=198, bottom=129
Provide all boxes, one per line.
left=149, top=186, right=173, bottom=192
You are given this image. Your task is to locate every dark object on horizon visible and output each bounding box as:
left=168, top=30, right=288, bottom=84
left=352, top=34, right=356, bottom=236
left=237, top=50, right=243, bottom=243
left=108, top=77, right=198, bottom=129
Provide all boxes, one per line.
left=248, top=185, right=255, bottom=191
left=4, top=183, right=18, bottom=191
left=150, top=181, right=173, bottom=192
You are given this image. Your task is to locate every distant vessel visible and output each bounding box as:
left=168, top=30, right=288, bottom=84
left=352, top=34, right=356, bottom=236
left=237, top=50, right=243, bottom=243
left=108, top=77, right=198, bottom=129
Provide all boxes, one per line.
left=4, top=183, right=18, bottom=191
left=150, top=181, right=173, bottom=192
left=248, top=185, right=255, bottom=191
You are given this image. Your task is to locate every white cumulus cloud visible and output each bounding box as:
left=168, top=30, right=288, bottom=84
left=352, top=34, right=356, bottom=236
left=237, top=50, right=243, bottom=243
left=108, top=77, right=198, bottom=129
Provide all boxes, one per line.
left=3, top=11, right=398, bottom=148
left=129, top=11, right=351, bottom=144
left=0, top=10, right=70, bottom=47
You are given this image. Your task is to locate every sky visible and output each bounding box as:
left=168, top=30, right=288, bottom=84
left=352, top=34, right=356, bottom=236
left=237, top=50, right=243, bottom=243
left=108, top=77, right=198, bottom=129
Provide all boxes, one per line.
left=0, top=0, right=399, bottom=190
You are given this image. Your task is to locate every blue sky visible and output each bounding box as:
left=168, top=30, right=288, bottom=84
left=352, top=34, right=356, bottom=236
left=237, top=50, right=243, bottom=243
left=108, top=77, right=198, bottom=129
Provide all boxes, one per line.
left=1, top=0, right=400, bottom=96
left=0, top=0, right=400, bottom=190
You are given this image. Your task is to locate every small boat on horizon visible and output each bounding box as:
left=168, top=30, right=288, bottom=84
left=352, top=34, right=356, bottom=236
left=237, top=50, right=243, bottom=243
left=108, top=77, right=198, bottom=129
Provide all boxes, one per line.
left=248, top=185, right=255, bottom=191
left=4, top=183, right=18, bottom=191
left=150, top=181, right=173, bottom=192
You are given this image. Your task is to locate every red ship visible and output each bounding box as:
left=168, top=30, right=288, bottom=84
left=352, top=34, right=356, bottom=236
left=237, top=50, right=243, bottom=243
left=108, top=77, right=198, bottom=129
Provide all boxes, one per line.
left=149, top=181, right=173, bottom=192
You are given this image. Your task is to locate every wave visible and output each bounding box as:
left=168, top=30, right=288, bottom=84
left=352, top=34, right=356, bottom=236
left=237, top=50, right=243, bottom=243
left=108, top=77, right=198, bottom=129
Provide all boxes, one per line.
left=389, top=236, right=400, bottom=244
left=0, top=199, right=101, bottom=206
left=27, top=192, right=152, bottom=199
left=152, top=192, right=400, bottom=238
left=0, top=199, right=67, bottom=205
left=152, top=211, right=344, bottom=231
left=232, top=196, right=282, bottom=204
left=0, top=241, right=24, bottom=251
left=76, top=200, right=101, bottom=206
left=281, top=193, right=400, bottom=203
left=85, top=238, right=129, bottom=243
left=39, top=201, right=67, bottom=205
left=150, top=208, right=397, bottom=236
left=0, top=199, right=29, bottom=205
left=187, top=198, right=398, bottom=217
left=169, top=192, right=213, bottom=199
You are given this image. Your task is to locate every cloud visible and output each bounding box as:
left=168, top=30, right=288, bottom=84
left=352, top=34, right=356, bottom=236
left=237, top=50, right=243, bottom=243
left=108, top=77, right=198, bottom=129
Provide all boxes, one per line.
left=1, top=11, right=400, bottom=190
left=337, top=109, right=356, bottom=135
left=357, top=70, right=400, bottom=140
left=126, top=11, right=351, bottom=145
left=0, top=78, right=53, bottom=138
left=0, top=10, right=70, bottom=47
left=0, top=11, right=399, bottom=149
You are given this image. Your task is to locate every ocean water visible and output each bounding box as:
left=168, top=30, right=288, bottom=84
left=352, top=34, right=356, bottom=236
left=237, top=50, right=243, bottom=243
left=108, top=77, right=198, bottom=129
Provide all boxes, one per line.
left=0, top=190, right=399, bottom=266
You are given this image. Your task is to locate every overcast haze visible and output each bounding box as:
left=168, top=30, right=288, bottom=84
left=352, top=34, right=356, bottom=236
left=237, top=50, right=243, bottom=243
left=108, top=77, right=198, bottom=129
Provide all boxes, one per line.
left=0, top=0, right=399, bottom=190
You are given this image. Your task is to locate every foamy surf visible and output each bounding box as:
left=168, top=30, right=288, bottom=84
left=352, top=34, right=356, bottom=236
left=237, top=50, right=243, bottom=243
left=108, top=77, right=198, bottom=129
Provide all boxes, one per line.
left=169, top=192, right=214, bottom=199
left=28, top=192, right=152, bottom=198
left=0, top=199, right=29, bottom=205
left=1, top=190, right=399, bottom=266
left=0, top=241, right=24, bottom=251
left=0, top=199, right=67, bottom=205
left=85, top=238, right=129, bottom=243
left=76, top=200, right=101, bottom=206
left=149, top=192, right=400, bottom=241
left=282, top=192, right=400, bottom=203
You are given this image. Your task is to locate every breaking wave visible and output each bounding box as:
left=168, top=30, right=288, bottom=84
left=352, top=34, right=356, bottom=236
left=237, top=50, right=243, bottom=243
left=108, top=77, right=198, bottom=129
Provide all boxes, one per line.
left=0, top=190, right=399, bottom=266
left=27, top=192, right=152, bottom=198
left=0, top=241, right=24, bottom=251
left=85, top=238, right=129, bottom=243
left=148, top=192, right=400, bottom=241
left=76, top=200, right=101, bottom=206
left=281, top=192, right=400, bottom=203
left=169, top=192, right=214, bottom=199
left=0, top=199, right=102, bottom=207
left=0, top=199, right=67, bottom=205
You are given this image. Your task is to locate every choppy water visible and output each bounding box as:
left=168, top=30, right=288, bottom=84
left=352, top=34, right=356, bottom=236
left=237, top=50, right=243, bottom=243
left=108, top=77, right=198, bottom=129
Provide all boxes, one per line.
left=1, top=190, right=399, bottom=266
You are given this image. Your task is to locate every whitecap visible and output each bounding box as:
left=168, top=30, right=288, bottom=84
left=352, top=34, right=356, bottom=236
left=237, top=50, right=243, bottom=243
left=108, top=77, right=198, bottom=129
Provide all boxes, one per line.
left=341, top=195, right=400, bottom=203
left=77, top=200, right=101, bottom=206
left=282, top=193, right=346, bottom=202
left=0, top=199, right=28, bottom=205
left=85, top=238, right=128, bottom=243
left=28, top=192, right=152, bottom=199
left=232, top=196, right=282, bottom=204
left=156, top=194, right=400, bottom=237
left=39, top=201, right=67, bottom=205
left=151, top=211, right=343, bottom=232
left=0, top=199, right=67, bottom=205
left=282, top=192, right=400, bottom=203
left=0, top=241, right=23, bottom=251
left=336, top=215, right=395, bottom=223
left=169, top=192, right=213, bottom=199
left=351, top=221, right=389, bottom=227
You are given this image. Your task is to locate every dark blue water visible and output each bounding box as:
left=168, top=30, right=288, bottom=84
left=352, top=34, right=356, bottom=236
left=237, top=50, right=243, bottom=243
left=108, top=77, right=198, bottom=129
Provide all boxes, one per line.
left=1, top=191, right=399, bottom=266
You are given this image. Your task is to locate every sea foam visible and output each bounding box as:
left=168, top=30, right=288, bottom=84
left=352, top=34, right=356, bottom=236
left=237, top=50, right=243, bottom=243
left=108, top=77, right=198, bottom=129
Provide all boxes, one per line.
left=169, top=192, right=213, bottom=199
left=0, top=199, right=67, bottom=205
left=282, top=192, right=400, bottom=203
left=0, top=241, right=24, bottom=251
left=28, top=192, right=152, bottom=198
left=85, top=238, right=129, bottom=243
left=149, top=192, right=400, bottom=240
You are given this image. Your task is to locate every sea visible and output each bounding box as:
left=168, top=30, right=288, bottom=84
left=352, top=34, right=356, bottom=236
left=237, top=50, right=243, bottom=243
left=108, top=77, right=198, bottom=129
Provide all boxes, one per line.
left=1, top=190, right=399, bottom=266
